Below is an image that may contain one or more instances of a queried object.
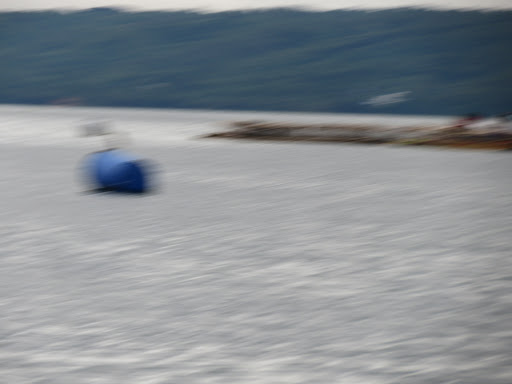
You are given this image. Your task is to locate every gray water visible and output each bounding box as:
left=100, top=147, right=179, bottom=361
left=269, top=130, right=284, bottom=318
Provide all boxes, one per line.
left=0, top=105, right=511, bottom=384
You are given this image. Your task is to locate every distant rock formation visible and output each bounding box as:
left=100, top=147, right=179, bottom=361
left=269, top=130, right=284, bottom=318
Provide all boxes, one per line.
left=203, top=119, right=512, bottom=150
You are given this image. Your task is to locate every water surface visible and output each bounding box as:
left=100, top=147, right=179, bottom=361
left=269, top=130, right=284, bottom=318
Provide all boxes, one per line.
left=0, top=105, right=510, bottom=383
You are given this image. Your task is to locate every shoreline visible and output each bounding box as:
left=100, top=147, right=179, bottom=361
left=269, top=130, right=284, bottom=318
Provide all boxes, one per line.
left=203, top=120, right=512, bottom=151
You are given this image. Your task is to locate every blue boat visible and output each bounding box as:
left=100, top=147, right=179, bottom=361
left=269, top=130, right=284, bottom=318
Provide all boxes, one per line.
left=83, top=149, right=149, bottom=193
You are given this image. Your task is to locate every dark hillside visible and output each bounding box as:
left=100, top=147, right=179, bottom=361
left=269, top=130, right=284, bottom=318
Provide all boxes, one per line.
left=1, top=8, right=511, bottom=115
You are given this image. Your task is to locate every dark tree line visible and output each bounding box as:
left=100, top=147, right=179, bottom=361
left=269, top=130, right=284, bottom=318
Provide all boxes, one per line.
left=1, top=7, right=511, bottom=115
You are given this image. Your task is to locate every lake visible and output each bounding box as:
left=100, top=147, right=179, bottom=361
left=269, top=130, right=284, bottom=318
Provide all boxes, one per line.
left=0, top=105, right=511, bottom=383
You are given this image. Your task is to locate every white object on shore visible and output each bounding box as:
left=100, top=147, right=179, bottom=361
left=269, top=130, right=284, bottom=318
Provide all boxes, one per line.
left=81, top=121, right=111, bottom=137
left=80, top=121, right=130, bottom=149
left=464, top=118, right=512, bottom=132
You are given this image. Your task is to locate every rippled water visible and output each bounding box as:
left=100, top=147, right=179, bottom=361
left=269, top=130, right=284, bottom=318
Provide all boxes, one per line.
left=0, top=105, right=511, bottom=383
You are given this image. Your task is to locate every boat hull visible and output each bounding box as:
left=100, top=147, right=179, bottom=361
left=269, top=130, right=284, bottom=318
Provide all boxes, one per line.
left=83, top=150, right=148, bottom=193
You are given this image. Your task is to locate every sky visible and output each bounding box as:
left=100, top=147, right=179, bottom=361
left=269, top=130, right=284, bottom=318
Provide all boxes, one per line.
left=1, top=0, right=511, bottom=12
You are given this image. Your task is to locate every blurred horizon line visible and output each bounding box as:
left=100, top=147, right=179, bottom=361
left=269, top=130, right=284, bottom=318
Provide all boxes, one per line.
left=1, top=2, right=512, bottom=14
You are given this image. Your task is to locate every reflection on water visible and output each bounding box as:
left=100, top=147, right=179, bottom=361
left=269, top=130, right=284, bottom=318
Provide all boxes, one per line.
left=0, top=105, right=510, bottom=383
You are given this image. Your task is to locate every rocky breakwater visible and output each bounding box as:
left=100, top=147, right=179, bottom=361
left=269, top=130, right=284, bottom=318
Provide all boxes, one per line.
left=203, top=119, right=512, bottom=150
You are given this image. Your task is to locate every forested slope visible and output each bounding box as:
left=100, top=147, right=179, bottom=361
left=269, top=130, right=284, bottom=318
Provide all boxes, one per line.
left=1, top=8, right=511, bottom=115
